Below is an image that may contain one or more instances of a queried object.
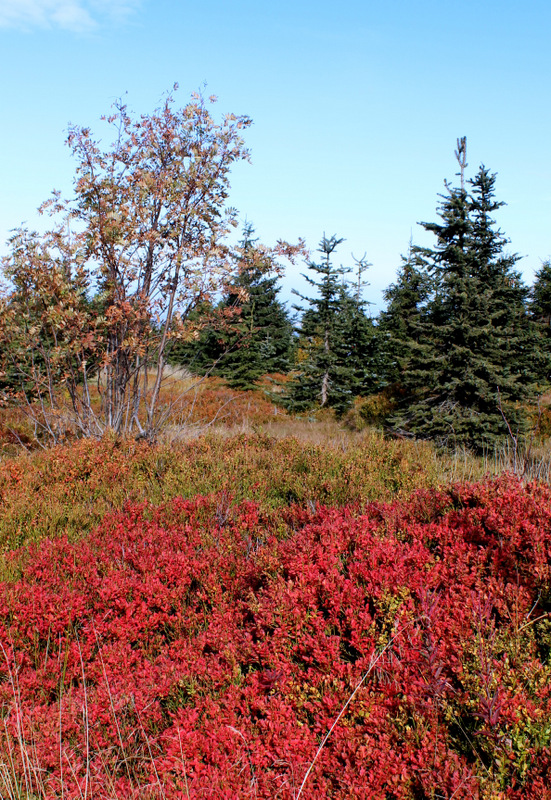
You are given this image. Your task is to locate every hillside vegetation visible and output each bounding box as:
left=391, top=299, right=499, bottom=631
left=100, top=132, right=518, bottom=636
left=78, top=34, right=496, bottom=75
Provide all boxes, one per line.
left=0, top=417, right=549, bottom=799
left=0, top=87, right=550, bottom=800
left=0, top=424, right=440, bottom=558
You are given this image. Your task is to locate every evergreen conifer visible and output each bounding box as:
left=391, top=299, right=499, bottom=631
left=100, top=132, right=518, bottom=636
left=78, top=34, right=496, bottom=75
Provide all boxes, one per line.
left=388, top=141, right=538, bottom=451
left=287, top=236, right=378, bottom=415
left=214, top=225, right=293, bottom=389
left=168, top=224, right=293, bottom=389
left=529, top=260, right=551, bottom=385
left=378, top=244, right=433, bottom=388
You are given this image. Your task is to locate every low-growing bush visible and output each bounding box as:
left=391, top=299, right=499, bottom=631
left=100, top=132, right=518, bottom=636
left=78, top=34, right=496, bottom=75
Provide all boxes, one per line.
left=0, top=430, right=440, bottom=556
left=0, top=475, right=550, bottom=798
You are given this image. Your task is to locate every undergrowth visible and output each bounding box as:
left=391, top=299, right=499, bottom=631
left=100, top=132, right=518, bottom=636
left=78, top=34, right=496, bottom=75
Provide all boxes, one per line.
left=0, top=429, right=441, bottom=557
left=0, top=477, right=550, bottom=798
left=0, top=401, right=550, bottom=799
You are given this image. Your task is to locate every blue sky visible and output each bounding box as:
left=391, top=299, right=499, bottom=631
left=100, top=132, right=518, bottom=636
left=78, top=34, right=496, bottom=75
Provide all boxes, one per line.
left=1, top=0, right=550, bottom=310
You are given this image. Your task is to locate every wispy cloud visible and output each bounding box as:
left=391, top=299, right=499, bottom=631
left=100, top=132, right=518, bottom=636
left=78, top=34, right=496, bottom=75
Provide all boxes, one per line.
left=0, top=0, right=141, bottom=33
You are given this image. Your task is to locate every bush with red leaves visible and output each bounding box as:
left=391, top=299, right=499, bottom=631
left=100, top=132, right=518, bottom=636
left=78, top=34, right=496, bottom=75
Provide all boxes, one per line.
left=0, top=475, right=550, bottom=799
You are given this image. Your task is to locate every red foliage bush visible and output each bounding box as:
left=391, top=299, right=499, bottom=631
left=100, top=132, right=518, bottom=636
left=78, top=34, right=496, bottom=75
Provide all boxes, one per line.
left=0, top=476, right=550, bottom=798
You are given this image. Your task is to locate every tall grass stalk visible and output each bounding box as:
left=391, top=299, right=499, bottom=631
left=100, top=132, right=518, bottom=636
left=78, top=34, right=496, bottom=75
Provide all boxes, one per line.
left=0, top=641, right=49, bottom=800
left=76, top=633, right=90, bottom=800
left=92, top=622, right=135, bottom=795
left=294, top=619, right=417, bottom=800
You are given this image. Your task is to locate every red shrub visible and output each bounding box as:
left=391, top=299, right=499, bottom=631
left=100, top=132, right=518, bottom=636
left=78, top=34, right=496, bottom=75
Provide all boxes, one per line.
left=0, top=476, right=550, bottom=798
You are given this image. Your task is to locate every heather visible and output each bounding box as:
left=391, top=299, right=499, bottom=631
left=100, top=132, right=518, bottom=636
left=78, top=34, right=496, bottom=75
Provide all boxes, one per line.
left=0, top=471, right=550, bottom=799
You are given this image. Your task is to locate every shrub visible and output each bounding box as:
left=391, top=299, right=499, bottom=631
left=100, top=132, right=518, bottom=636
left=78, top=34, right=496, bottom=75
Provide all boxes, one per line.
left=0, top=476, right=550, bottom=798
left=0, top=430, right=440, bottom=556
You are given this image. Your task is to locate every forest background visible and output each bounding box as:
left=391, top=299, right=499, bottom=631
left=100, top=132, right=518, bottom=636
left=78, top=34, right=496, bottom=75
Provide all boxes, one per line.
left=1, top=1, right=550, bottom=455
left=1, top=95, right=550, bottom=455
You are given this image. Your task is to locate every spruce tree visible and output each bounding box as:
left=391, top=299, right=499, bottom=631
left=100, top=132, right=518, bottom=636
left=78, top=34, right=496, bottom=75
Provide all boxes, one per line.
left=530, top=261, right=551, bottom=327
left=287, top=236, right=350, bottom=413
left=529, top=261, right=551, bottom=385
left=333, top=261, right=385, bottom=399
left=165, top=299, right=224, bottom=376
left=169, top=224, right=293, bottom=389
left=287, top=236, right=379, bottom=415
left=378, top=243, right=433, bottom=388
left=388, top=141, right=538, bottom=451
left=468, top=166, right=542, bottom=395
left=215, top=226, right=293, bottom=389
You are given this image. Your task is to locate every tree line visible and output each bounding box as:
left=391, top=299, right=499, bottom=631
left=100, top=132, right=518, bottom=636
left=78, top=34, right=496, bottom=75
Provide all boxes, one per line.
left=169, top=140, right=551, bottom=452
left=0, top=90, right=549, bottom=452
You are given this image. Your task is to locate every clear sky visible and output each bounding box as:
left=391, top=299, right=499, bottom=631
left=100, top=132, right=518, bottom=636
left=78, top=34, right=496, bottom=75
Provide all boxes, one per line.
left=1, top=0, right=550, bottom=310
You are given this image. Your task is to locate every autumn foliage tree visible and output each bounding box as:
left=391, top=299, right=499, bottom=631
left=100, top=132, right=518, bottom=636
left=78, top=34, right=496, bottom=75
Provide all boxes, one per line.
left=0, top=87, right=257, bottom=442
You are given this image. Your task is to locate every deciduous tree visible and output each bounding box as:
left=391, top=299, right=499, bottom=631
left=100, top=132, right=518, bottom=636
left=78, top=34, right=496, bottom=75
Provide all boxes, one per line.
left=1, top=87, right=254, bottom=442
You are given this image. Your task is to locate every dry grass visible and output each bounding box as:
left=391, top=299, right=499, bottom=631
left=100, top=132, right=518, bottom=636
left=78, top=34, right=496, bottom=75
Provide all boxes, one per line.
left=0, top=425, right=446, bottom=564
left=438, top=436, right=551, bottom=485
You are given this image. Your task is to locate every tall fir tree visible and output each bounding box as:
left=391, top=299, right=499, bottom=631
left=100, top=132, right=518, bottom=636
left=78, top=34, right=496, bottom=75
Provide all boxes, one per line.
left=214, top=224, right=293, bottom=389
left=333, top=260, right=385, bottom=399
left=528, top=260, right=551, bottom=384
left=288, top=235, right=351, bottom=413
left=530, top=261, right=551, bottom=327
left=378, top=242, right=433, bottom=388
left=388, top=141, right=538, bottom=451
left=165, top=298, right=225, bottom=376
left=467, top=166, right=542, bottom=393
